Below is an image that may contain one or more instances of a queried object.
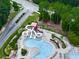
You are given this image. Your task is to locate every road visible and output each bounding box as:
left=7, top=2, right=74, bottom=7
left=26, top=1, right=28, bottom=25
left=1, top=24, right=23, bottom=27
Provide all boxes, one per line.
left=0, top=0, right=39, bottom=47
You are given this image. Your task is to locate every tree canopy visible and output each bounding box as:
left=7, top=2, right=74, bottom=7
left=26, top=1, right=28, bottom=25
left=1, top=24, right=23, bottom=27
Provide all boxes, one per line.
left=39, top=10, right=50, bottom=21
left=48, top=0, right=79, bottom=7
left=61, top=7, right=79, bottom=34
left=39, top=0, right=49, bottom=10
left=0, top=0, right=11, bottom=29
left=12, top=1, right=20, bottom=11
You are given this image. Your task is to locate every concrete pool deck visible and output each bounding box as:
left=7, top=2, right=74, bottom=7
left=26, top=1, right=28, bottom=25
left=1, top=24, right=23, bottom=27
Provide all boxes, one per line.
left=16, top=29, right=57, bottom=59
left=16, top=28, right=79, bottom=59
left=25, top=47, right=40, bottom=59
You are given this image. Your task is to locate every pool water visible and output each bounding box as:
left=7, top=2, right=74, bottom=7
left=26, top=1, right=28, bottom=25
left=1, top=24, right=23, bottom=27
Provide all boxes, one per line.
left=24, top=37, right=55, bottom=59
left=69, top=52, right=79, bottom=59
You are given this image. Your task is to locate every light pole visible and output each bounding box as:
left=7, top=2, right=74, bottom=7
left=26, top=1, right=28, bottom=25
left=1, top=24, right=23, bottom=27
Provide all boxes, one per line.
left=69, top=19, right=75, bottom=31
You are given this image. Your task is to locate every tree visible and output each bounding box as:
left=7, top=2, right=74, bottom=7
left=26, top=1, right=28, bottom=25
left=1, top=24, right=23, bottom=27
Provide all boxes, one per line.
left=61, top=12, right=73, bottom=32
left=39, top=0, right=49, bottom=10
left=33, top=0, right=47, bottom=4
left=12, top=1, right=20, bottom=11
left=49, top=2, right=72, bottom=15
left=61, top=7, right=79, bottom=34
left=48, top=2, right=65, bottom=24
left=51, top=12, right=61, bottom=24
left=32, top=0, right=40, bottom=4
left=48, top=0, right=79, bottom=7
left=0, top=0, right=11, bottom=29
left=39, top=10, right=50, bottom=21
left=69, top=7, right=79, bottom=35
left=21, top=49, right=27, bottom=56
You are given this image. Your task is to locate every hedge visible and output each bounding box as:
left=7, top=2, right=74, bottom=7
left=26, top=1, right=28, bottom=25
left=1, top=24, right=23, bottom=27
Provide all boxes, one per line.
left=67, top=32, right=79, bottom=47
left=21, top=49, right=27, bottom=56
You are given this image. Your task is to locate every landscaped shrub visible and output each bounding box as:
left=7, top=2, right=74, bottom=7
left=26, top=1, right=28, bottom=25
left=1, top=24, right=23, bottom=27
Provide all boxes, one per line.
left=4, top=45, right=12, bottom=56
left=4, top=56, right=10, bottom=59
left=20, top=58, right=24, bottom=59
left=52, top=34, right=56, bottom=38
left=60, top=40, right=66, bottom=49
left=0, top=48, right=3, bottom=58
left=67, top=32, right=79, bottom=47
left=52, top=34, right=66, bottom=48
left=21, top=49, right=27, bottom=56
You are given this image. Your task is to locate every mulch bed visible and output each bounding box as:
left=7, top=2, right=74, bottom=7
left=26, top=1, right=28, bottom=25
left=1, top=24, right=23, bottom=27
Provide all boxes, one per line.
left=43, top=20, right=64, bottom=35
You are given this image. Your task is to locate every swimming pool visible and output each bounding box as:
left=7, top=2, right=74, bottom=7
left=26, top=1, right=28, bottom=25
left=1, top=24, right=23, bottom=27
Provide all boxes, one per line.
left=69, top=52, right=79, bottom=59
left=24, top=37, right=55, bottom=59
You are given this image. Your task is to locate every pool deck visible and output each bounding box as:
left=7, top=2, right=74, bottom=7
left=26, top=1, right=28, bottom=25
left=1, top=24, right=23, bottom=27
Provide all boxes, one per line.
left=16, top=29, right=57, bottom=59
left=25, top=47, right=40, bottom=59
left=16, top=29, right=79, bottom=59
left=40, top=29, right=73, bottom=59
